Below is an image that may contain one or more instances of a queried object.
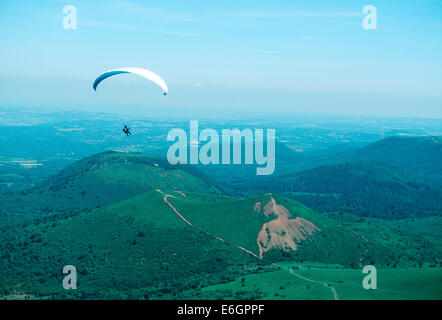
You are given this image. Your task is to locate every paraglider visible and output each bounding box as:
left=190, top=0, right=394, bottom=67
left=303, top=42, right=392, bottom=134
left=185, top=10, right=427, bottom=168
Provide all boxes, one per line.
left=93, top=67, right=168, bottom=136
left=93, top=67, right=168, bottom=95
left=123, top=125, right=131, bottom=136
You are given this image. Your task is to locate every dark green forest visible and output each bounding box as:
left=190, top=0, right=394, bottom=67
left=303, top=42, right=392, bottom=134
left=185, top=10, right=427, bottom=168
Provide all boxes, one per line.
left=0, top=136, right=441, bottom=299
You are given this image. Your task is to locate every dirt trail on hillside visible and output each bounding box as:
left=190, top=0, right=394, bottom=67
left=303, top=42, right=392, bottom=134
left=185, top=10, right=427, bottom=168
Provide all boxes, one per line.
left=276, top=264, right=339, bottom=300
left=0, top=293, right=34, bottom=300
left=174, top=190, right=187, bottom=197
left=163, top=194, right=193, bottom=226
left=156, top=189, right=259, bottom=258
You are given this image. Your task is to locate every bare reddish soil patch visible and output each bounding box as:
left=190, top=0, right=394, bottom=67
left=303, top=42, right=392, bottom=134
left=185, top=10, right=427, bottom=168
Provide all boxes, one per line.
left=257, top=197, right=320, bottom=259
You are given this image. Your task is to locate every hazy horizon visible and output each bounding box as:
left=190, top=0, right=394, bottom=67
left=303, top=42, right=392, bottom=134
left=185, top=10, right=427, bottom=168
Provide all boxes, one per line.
left=1, top=0, right=441, bottom=118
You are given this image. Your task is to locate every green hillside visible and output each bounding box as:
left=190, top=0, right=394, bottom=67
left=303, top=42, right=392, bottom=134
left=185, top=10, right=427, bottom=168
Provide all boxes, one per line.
left=125, top=191, right=440, bottom=268
left=302, top=136, right=442, bottom=185
left=2, top=188, right=439, bottom=299
left=239, top=162, right=442, bottom=219
left=347, top=136, right=442, bottom=185
left=201, top=263, right=442, bottom=300
left=165, top=193, right=371, bottom=265
left=0, top=190, right=255, bottom=299
left=1, top=150, right=440, bottom=300
left=0, top=152, right=222, bottom=225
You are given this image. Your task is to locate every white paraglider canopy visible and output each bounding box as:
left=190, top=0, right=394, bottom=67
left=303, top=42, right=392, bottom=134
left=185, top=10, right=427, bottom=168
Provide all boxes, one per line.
left=93, top=67, right=168, bottom=95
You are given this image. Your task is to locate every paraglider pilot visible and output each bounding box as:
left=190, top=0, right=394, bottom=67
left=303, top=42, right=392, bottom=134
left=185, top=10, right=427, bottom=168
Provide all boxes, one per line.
left=123, top=125, right=131, bottom=136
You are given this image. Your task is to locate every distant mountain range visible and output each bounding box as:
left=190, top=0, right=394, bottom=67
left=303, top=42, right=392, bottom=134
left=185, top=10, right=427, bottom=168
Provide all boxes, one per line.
left=223, top=136, right=442, bottom=219
left=344, top=136, right=442, bottom=185
left=257, top=161, right=442, bottom=219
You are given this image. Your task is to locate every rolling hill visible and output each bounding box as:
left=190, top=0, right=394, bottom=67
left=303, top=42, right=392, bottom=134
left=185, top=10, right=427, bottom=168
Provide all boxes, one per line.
left=0, top=151, right=223, bottom=225
left=346, top=136, right=442, bottom=185
left=247, top=161, right=442, bottom=219
left=164, top=192, right=440, bottom=267
left=202, top=136, right=442, bottom=199
left=0, top=190, right=255, bottom=299
left=0, top=150, right=440, bottom=299
left=162, top=192, right=373, bottom=264
left=3, top=184, right=439, bottom=299
left=0, top=152, right=440, bottom=299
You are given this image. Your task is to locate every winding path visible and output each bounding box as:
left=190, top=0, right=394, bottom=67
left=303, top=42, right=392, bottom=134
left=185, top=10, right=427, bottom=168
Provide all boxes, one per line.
left=276, top=263, right=339, bottom=300
left=156, top=189, right=259, bottom=258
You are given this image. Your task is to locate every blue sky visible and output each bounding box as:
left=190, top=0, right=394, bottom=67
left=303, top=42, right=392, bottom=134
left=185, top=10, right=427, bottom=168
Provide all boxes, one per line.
left=0, top=0, right=441, bottom=118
